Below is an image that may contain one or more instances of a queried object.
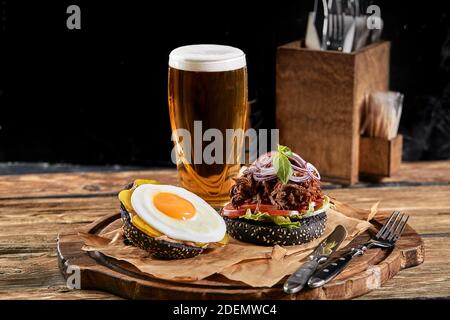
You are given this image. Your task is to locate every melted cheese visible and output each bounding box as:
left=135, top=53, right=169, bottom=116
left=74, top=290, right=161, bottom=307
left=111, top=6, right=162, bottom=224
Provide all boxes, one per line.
left=118, top=189, right=134, bottom=212
left=119, top=179, right=163, bottom=237
left=217, top=233, right=229, bottom=246
left=132, top=214, right=163, bottom=237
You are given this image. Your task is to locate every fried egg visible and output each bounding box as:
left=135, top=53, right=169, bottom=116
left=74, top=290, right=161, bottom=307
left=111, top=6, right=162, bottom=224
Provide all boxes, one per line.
left=130, top=184, right=226, bottom=243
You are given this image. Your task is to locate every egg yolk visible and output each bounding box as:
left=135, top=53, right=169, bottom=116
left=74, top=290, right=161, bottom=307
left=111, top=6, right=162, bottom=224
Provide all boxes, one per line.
left=153, top=192, right=196, bottom=220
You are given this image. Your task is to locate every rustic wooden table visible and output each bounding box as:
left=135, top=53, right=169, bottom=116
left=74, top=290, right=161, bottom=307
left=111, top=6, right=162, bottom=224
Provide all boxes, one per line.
left=1, top=161, right=450, bottom=300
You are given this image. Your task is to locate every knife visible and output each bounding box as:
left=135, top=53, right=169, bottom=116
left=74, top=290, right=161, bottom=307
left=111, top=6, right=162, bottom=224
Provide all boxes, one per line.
left=320, top=0, right=330, bottom=50
left=283, top=225, right=347, bottom=294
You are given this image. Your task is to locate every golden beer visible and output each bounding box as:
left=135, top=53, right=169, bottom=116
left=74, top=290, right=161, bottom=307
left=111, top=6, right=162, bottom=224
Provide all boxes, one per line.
left=168, top=45, right=247, bottom=207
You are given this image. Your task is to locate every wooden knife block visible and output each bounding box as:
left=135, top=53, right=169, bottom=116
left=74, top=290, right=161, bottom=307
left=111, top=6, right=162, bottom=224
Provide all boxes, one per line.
left=276, top=40, right=390, bottom=184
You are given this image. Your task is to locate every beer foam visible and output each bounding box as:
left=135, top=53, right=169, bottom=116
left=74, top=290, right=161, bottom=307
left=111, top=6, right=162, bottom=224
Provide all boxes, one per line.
left=169, top=45, right=246, bottom=72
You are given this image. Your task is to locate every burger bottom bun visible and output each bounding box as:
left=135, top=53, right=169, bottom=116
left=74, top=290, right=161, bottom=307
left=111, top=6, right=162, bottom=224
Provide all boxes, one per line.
left=224, top=212, right=327, bottom=246
left=121, top=207, right=204, bottom=260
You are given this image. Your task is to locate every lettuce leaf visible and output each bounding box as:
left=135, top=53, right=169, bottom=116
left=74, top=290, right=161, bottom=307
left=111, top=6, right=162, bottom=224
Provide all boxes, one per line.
left=301, top=195, right=330, bottom=217
left=238, top=196, right=331, bottom=228
left=238, top=210, right=301, bottom=228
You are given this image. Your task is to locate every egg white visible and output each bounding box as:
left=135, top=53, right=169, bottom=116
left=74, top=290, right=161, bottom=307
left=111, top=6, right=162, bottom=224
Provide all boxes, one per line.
left=130, top=184, right=226, bottom=243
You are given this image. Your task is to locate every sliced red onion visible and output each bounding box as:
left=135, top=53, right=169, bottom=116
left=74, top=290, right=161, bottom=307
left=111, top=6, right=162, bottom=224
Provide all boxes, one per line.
left=243, top=150, right=321, bottom=183
left=288, top=175, right=311, bottom=183
left=290, top=153, right=307, bottom=167
left=306, top=162, right=321, bottom=180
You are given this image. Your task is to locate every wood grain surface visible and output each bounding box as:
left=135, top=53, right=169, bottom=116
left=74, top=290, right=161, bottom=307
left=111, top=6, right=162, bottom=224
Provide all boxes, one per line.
left=276, top=41, right=390, bottom=184
left=1, top=161, right=450, bottom=299
left=359, top=135, right=403, bottom=177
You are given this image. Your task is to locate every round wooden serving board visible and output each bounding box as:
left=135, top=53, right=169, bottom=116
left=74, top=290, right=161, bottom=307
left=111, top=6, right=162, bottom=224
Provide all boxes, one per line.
left=57, top=212, right=424, bottom=300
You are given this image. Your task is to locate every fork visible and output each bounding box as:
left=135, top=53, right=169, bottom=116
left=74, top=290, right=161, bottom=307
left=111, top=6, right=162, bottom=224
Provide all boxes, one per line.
left=308, top=211, right=409, bottom=288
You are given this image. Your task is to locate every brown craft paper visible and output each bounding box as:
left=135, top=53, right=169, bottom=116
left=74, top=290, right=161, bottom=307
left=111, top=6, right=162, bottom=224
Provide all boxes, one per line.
left=81, top=199, right=375, bottom=287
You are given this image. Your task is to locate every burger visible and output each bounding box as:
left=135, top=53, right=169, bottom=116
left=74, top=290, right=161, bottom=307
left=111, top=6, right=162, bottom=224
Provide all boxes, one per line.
left=221, top=145, right=330, bottom=246
left=118, top=180, right=228, bottom=259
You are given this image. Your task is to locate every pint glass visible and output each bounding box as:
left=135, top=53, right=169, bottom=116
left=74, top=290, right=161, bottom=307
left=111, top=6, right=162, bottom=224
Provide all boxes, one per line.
left=168, top=45, right=247, bottom=207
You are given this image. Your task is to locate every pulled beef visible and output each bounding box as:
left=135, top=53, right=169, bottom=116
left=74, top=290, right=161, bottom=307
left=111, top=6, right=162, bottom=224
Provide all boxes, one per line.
left=230, top=172, right=324, bottom=212
left=229, top=175, right=254, bottom=208
left=270, top=179, right=323, bottom=211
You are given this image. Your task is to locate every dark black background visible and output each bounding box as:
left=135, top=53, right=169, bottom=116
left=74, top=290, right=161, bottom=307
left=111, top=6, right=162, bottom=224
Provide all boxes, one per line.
left=0, top=0, right=449, bottom=167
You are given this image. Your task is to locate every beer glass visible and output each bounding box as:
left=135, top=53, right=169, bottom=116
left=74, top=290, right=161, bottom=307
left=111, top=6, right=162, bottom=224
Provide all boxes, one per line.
left=168, top=45, right=247, bottom=207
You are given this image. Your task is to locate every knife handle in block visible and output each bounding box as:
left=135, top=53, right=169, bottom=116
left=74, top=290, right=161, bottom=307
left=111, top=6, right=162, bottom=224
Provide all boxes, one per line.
left=308, top=248, right=364, bottom=288
left=283, top=259, right=319, bottom=294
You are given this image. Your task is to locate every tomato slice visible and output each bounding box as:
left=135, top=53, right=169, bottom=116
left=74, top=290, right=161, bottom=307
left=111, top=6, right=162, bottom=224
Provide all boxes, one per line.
left=314, top=199, right=323, bottom=210
left=221, top=203, right=245, bottom=217
left=221, top=208, right=246, bottom=218
left=221, top=203, right=300, bottom=217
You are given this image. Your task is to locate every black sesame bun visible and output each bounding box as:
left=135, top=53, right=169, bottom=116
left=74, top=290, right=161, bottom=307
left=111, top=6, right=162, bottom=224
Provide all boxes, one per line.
left=223, top=212, right=327, bottom=246
left=120, top=206, right=204, bottom=260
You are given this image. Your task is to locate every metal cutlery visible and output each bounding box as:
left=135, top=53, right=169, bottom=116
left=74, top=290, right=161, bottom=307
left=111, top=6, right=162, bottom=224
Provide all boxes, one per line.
left=308, top=211, right=409, bottom=288
left=313, top=0, right=381, bottom=52
left=320, top=0, right=330, bottom=50
left=342, top=0, right=356, bottom=53
left=327, top=0, right=344, bottom=51
left=283, top=225, right=347, bottom=294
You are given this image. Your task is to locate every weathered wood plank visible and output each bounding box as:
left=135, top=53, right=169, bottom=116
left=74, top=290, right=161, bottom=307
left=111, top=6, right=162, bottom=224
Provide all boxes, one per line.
left=327, top=186, right=450, bottom=235
left=0, top=248, right=118, bottom=300
left=0, top=288, right=120, bottom=300
left=0, top=186, right=446, bottom=267
left=1, top=186, right=449, bottom=239
left=0, top=169, right=178, bottom=199
left=380, top=161, right=450, bottom=184
left=0, top=167, right=449, bottom=299
left=0, top=162, right=449, bottom=199
left=328, top=185, right=450, bottom=210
